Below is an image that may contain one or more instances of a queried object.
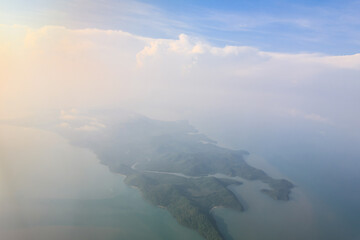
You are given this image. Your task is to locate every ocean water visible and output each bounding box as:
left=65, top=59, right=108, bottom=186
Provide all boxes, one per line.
left=1, top=124, right=359, bottom=240
left=214, top=155, right=350, bottom=240
left=194, top=117, right=360, bottom=240
left=0, top=125, right=203, bottom=240
left=263, top=150, right=360, bottom=240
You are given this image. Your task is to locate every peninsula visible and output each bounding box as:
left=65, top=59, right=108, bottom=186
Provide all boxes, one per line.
left=31, top=110, right=294, bottom=240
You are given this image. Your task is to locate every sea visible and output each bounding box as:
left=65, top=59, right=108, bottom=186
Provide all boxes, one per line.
left=0, top=125, right=203, bottom=240
left=0, top=124, right=359, bottom=240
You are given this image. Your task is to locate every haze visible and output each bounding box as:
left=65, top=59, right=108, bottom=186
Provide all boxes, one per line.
left=1, top=1, right=360, bottom=239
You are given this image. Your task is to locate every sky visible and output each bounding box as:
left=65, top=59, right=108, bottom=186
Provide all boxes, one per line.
left=0, top=0, right=360, bottom=227
left=0, top=0, right=359, bottom=141
left=1, top=0, right=360, bottom=54
left=1, top=2, right=360, bottom=236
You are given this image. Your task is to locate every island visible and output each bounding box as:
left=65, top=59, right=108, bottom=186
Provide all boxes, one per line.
left=14, top=110, right=294, bottom=240
left=125, top=173, right=242, bottom=240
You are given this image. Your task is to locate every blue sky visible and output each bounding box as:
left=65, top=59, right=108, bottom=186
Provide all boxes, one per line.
left=1, top=0, right=360, bottom=54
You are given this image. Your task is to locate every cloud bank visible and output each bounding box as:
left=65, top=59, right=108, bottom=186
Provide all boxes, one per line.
left=1, top=25, right=359, bottom=137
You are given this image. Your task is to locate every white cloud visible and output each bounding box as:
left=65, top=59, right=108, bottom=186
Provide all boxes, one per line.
left=75, top=124, right=101, bottom=132
left=1, top=24, right=359, bottom=132
left=58, top=122, right=70, bottom=128
left=58, top=109, right=107, bottom=131
left=289, top=109, right=331, bottom=124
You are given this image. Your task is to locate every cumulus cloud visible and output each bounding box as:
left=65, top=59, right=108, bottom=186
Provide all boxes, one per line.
left=0, top=24, right=359, bottom=135
left=74, top=124, right=103, bottom=132
left=288, top=109, right=331, bottom=124
left=58, top=109, right=106, bottom=131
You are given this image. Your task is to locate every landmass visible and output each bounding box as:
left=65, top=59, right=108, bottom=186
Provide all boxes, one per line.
left=6, top=109, right=294, bottom=240
left=125, top=173, right=242, bottom=240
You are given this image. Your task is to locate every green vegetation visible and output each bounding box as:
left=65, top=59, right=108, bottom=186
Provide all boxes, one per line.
left=54, top=114, right=294, bottom=240
left=125, top=173, right=243, bottom=240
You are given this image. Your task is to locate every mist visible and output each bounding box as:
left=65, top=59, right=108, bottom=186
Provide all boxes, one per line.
left=2, top=23, right=359, bottom=176
left=1, top=21, right=360, bottom=240
left=1, top=25, right=359, bottom=125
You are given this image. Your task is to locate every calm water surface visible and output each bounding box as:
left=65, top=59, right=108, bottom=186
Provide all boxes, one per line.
left=2, top=124, right=357, bottom=240
left=0, top=125, right=203, bottom=240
